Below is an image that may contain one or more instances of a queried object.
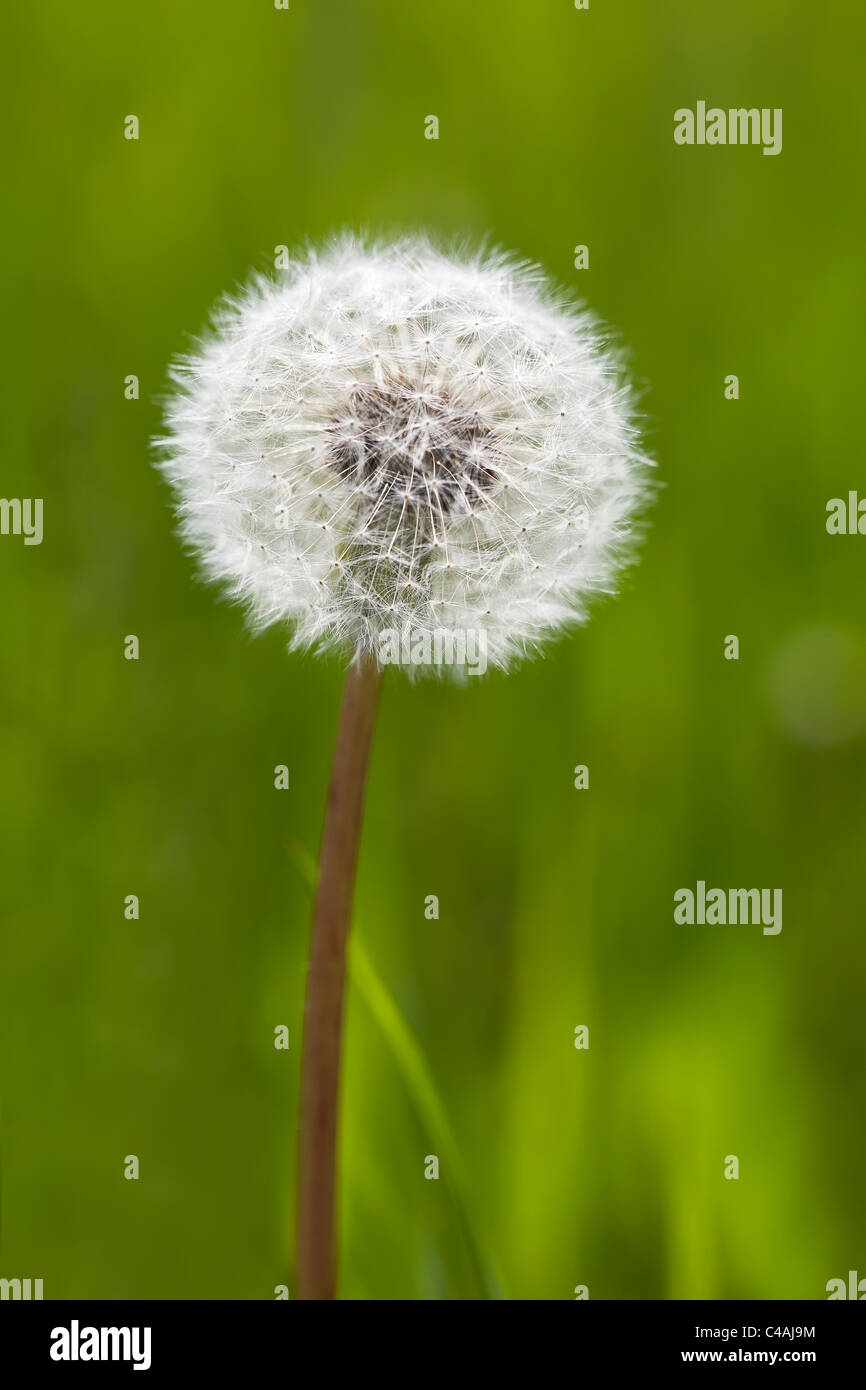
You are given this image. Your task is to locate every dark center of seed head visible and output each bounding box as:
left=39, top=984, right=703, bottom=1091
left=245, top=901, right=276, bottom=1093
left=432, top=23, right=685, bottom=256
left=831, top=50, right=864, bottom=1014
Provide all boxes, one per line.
left=328, top=380, right=497, bottom=514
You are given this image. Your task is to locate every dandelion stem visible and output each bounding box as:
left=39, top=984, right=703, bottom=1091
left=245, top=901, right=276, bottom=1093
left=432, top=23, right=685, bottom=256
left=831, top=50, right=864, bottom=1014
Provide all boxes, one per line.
left=296, top=655, right=383, bottom=1299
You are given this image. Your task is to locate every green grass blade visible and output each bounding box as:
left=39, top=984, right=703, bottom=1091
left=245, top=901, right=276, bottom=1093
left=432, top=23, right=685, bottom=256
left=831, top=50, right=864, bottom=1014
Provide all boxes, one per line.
left=286, top=837, right=506, bottom=1299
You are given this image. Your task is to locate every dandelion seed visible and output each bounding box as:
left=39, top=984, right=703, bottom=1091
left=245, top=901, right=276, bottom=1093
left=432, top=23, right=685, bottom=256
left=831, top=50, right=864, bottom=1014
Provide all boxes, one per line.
left=157, top=234, right=650, bottom=676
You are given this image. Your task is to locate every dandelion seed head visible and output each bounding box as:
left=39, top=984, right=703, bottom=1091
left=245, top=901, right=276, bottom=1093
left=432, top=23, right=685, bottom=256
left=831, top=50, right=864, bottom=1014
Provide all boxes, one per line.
left=156, top=235, right=651, bottom=675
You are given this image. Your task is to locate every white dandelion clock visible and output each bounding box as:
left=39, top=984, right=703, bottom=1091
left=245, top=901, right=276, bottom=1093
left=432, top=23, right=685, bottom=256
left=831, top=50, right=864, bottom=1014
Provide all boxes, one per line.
left=158, top=236, right=649, bottom=676
left=156, top=235, right=652, bottom=1302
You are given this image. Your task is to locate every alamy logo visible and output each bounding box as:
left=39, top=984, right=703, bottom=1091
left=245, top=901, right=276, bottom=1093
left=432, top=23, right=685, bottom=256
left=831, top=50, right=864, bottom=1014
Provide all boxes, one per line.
left=0, top=497, right=43, bottom=545
left=826, top=492, right=866, bottom=534
left=674, top=881, right=783, bottom=935
left=50, top=1320, right=152, bottom=1372
left=378, top=627, right=487, bottom=675
left=827, top=1270, right=866, bottom=1299
left=0, top=1276, right=43, bottom=1299
left=674, top=102, right=782, bottom=156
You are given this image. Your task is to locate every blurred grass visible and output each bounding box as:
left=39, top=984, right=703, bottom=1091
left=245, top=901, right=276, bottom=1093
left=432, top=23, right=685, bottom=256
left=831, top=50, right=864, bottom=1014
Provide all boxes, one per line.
left=1, top=0, right=864, bottom=1299
left=288, top=838, right=504, bottom=1299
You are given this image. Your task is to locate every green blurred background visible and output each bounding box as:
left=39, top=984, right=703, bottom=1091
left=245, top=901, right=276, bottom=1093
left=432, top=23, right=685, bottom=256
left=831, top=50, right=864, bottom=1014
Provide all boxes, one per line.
left=2, top=0, right=864, bottom=1300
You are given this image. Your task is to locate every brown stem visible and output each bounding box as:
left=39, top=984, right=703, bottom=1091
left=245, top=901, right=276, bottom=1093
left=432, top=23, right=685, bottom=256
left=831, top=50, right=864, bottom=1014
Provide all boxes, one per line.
left=296, top=655, right=383, bottom=1299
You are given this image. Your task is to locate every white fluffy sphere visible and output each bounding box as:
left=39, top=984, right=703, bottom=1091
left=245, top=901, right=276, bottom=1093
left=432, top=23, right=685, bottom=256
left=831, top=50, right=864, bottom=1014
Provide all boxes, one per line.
left=157, top=236, right=650, bottom=675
